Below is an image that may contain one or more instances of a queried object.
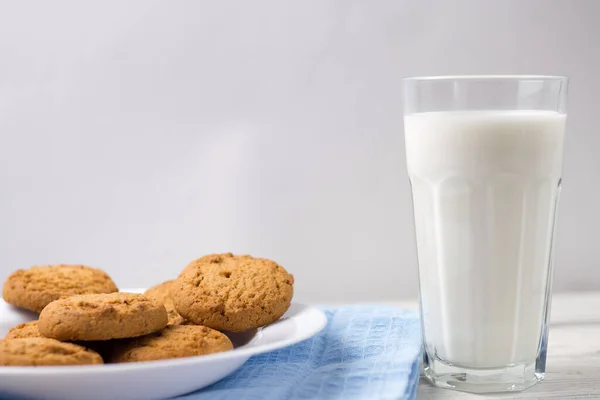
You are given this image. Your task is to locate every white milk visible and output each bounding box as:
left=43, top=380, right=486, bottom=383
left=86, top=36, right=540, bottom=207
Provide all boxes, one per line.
left=405, top=110, right=566, bottom=368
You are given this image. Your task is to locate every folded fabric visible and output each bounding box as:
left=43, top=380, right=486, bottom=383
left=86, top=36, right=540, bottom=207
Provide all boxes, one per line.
left=182, top=305, right=421, bottom=400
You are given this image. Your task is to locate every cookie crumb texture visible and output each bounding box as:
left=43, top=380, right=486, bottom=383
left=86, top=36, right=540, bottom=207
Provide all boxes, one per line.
left=144, top=281, right=190, bottom=326
left=0, top=338, right=103, bottom=366
left=173, top=253, right=294, bottom=332
left=38, top=292, right=168, bottom=341
left=108, top=325, right=233, bottom=363
left=4, top=321, right=43, bottom=340
left=2, top=265, right=118, bottom=313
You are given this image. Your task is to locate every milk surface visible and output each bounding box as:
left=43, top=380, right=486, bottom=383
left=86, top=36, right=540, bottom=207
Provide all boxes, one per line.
left=405, top=110, right=566, bottom=368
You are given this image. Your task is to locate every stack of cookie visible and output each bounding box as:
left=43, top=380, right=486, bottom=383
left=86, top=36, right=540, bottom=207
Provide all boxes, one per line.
left=0, top=253, right=294, bottom=366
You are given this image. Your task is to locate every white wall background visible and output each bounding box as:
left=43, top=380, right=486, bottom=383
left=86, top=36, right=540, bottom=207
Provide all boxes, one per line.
left=0, top=0, right=598, bottom=303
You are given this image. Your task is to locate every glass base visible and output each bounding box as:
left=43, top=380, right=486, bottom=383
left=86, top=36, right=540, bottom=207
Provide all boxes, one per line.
left=423, top=356, right=544, bottom=394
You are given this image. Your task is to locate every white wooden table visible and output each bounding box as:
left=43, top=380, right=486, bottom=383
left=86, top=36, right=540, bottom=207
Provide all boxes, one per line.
left=394, top=292, right=600, bottom=399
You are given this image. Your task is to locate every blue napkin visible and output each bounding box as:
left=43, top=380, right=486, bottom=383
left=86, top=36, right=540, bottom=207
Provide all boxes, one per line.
left=182, top=305, right=421, bottom=400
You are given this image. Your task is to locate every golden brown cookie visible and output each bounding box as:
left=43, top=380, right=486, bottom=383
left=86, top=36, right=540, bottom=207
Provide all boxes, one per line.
left=2, top=265, right=118, bottom=313
left=144, top=280, right=189, bottom=325
left=144, top=280, right=175, bottom=304
left=38, top=292, right=168, bottom=341
left=172, top=253, right=294, bottom=332
left=107, top=325, right=233, bottom=363
left=4, top=321, right=109, bottom=356
left=0, top=338, right=103, bottom=366
left=4, top=321, right=43, bottom=339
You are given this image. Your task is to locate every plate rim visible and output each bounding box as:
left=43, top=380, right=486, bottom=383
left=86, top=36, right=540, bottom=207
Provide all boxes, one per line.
left=0, top=301, right=327, bottom=376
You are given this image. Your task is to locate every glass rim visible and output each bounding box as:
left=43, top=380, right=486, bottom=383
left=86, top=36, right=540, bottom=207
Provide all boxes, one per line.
left=403, top=75, right=568, bottom=82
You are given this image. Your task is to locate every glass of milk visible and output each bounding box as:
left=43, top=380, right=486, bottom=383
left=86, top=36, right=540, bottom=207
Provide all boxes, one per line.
left=403, top=75, right=568, bottom=393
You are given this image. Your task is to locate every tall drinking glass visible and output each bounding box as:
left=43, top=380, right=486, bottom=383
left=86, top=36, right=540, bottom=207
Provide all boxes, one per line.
left=403, top=76, right=568, bottom=393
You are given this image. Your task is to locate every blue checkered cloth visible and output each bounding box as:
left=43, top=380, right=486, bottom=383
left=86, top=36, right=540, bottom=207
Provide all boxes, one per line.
left=182, top=306, right=421, bottom=400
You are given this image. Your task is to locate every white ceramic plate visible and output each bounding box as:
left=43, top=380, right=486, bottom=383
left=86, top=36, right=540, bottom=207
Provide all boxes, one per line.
left=0, top=289, right=327, bottom=400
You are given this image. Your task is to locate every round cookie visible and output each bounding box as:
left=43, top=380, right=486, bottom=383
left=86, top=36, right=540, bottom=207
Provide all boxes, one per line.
left=2, top=265, right=118, bottom=313
left=144, top=280, right=175, bottom=304
left=4, top=321, right=43, bottom=339
left=107, top=325, right=233, bottom=363
left=144, top=281, right=189, bottom=325
left=0, top=338, right=103, bottom=366
left=38, top=292, right=168, bottom=341
left=4, top=321, right=109, bottom=356
left=172, top=253, right=294, bottom=332
left=4, top=321, right=110, bottom=357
